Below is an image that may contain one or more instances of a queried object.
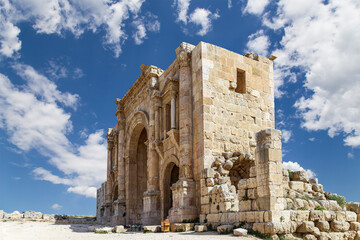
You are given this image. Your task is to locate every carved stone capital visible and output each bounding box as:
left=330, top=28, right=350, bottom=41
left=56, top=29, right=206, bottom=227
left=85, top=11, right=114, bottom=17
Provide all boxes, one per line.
left=177, top=51, right=191, bottom=68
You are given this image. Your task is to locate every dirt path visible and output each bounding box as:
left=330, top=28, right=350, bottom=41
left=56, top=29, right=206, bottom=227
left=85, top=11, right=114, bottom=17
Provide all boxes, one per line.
left=0, top=222, right=261, bottom=240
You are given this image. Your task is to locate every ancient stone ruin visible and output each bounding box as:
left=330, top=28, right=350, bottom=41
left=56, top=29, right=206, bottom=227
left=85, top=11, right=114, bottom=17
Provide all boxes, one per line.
left=96, top=41, right=360, bottom=239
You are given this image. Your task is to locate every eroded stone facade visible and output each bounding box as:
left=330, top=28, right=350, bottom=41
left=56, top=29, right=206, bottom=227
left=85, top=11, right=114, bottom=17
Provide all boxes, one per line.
left=96, top=41, right=359, bottom=239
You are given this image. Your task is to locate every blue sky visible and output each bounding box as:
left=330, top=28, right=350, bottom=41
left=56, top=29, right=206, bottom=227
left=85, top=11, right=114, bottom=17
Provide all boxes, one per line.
left=0, top=0, right=359, bottom=215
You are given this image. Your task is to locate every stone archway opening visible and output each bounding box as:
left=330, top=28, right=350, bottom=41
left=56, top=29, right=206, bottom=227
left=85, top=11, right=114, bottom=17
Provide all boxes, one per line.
left=128, top=127, right=148, bottom=224
left=163, top=162, right=179, bottom=220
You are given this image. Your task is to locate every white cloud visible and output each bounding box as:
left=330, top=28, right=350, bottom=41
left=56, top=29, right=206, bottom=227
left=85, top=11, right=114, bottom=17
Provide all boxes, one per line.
left=51, top=203, right=62, bottom=211
left=228, top=0, right=232, bottom=8
left=250, top=0, right=360, bottom=147
left=246, top=30, right=270, bottom=56
left=347, top=152, right=354, bottom=159
left=281, top=129, right=292, bottom=143
left=0, top=0, right=159, bottom=58
left=173, top=1, right=219, bottom=36
left=132, top=13, right=160, bottom=45
left=174, top=0, right=191, bottom=24
left=244, top=0, right=270, bottom=15
left=283, top=161, right=316, bottom=179
left=309, top=137, right=315, bottom=142
left=0, top=65, right=107, bottom=198
left=189, top=8, right=220, bottom=36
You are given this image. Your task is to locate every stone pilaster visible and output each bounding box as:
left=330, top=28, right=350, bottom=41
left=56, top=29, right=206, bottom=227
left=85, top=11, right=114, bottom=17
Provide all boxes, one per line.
left=115, top=99, right=126, bottom=201
left=167, top=42, right=197, bottom=223
left=255, top=129, right=283, bottom=221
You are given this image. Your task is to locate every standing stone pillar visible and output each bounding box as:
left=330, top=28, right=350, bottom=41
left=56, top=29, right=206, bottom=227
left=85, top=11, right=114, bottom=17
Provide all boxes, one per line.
left=171, top=94, right=176, bottom=129
left=115, top=100, right=126, bottom=224
left=168, top=42, right=197, bottom=223
left=104, top=136, right=114, bottom=221
left=255, top=129, right=284, bottom=222
left=142, top=87, right=161, bottom=225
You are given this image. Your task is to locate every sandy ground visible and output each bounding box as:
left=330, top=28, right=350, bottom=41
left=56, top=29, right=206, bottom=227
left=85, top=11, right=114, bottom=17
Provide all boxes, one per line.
left=0, top=222, right=261, bottom=240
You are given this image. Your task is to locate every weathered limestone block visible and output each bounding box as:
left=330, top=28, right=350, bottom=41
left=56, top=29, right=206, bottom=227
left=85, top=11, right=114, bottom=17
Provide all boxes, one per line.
left=309, top=210, right=325, bottom=221
left=304, top=183, right=312, bottom=192
left=237, top=212, right=246, bottom=222
left=309, top=178, right=318, bottom=185
left=217, top=225, right=233, bottom=234
left=223, top=160, right=233, bottom=170
left=347, top=202, right=360, bottom=214
left=201, top=187, right=213, bottom=196
left=344, top=231, right=357, bottom=239
left=290, top=181, right=304, bottom=192
left=239, top=200, right=252, bottom=211
left=206, top=178, right=214, bottom=187
left=336, top=211, right=347, bottom=221
left=292, top=171, right=309, bottom=182
left=238, top=189, right=247, bottom=199
left=0, top=210, right=4, bottom=219
left=207, top=213, right=220, bottom=223
left=347, top=211, right=358, bottom=222
left=351, top=222, right=360, bottom=231
left=323, top=210, right=336, bottom=221
left=195, top=225, right=207, bottom=232
left=247, top=178, right=257, bottom=188
left=303, top=234, right=317, bottom=240
left=234, top=228, right=248, bottom=236
left=297, top=221, right=315, bottom=233
left=328, top=200, right=342, bottom=211
left=316, top=221, right=330, bottom=232
left=222, top=152, right=233, bottom=159
left=23, top=211, right=43, bottom=219
left=312, top=184, right=324, bottom=192
left=202, top=168, right=215, bottom=179
left=290, top=211, right=309, bottom=222
left=143, top=225, right=160, bottom=232
left=330, top=221, right=350, bottom=232
left=248, top=188, right=257, bottom=199
left=250, top=166, right=256, bottom=178
left=246, top=211, right=256, bottom=223
left=170, top=223, right=194, bottom=232
left=328, top=232, right=345, bottom=239
left=114, top=225, right=127, bottom=233
left=95, top=227, right=113, bottom=233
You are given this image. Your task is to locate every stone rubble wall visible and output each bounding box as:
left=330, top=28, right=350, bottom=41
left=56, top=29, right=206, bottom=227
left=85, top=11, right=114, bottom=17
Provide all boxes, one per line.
left=0, top=210, right=96, bottom=225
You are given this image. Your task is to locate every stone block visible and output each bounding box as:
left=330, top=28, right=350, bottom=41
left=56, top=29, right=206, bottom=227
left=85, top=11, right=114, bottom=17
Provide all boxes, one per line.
left=238, top=179, right=247, bottom=190
left=330, top=221, right=350, bottom=232
left=316, top=221, right=330, bottom=232
left=347, top=211, right=358, bottom=222
left=253, top=223, right=265, bottom=234
left=95, top=227, right=113, bottom=233
left=42, top=214, right=55, bottom=221
left=351, top=222, right=360, bottom=231
left=207, top=213, right=220, bottom=223
left=292, top=171, right=309, bottom=182
left=206, top=178, right=215, bottom=187
left=347, top=202, right=360, bottom=214
left=170, top=223, right=194, bottom=232
left=239, top=200, right=252, bottom=211
left=250, top=166, right=256, bottom=177
left=202, top=168, right=215, bottom=179
left=289, top=181, right=304, bottom=192
left=303, top=234, right=317, bottom=240
left=323, top=210, right=336, bottom=221
left=312, top=184, right=323, bottom=192
left=309, top=178, right=318, bottom=184
left=248, top=188, right=257, bottom=199
left=8, top=211, right=22, bottom=220
left=304, top=183, right=312, bottom=192
left=290, top=210, right=310, bottom=222
left=297, top=221, right=315, bottom=233
left=328, top=200, right=342, bottom=211
left=247, top=178, right=257, bottom=188
left=238, top=189, right=247, bottom=199
left=217, top=225, right=233, bottom=234
left=115, top=225, right=127, bottom=233
left=309, top=210, right=325, bottom=221
left=246, top=211, right=256, bottom=222
left=237, top=212, right=246, bottom=222
left=336, top=211, right=346, bottom=221
left=195, top=225, right=207, bottom=232
left=234, top=228, right=248, bottom=236
left=201, top=187, right=213, bottom=196
left=201, top=204, right=210, bottom=214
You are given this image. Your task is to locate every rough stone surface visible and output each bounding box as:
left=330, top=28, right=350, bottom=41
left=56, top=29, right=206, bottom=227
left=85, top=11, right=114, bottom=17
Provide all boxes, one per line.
left=114, top=225, right=127, bottom=233
left=217, top=225, right=233, bottom=234
left=233, top=228, right=248, bottom=236
left=194, top=225, right=207, bottom=232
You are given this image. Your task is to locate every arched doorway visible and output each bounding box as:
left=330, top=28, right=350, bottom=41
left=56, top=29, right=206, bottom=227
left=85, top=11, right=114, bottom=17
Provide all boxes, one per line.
left=163, top=162, right=179, bottom=219
left=128, top=127, right=148, bottom=224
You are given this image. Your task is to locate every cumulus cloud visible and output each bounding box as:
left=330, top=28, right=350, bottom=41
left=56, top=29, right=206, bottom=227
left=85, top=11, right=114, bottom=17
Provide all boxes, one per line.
left=281, top=129, right=292, bottom=143
left=51, top=203, right=62, bottom=211
left=0, top=65, right=107, bottom=198
left=172, top=1, right=219, bottom=36
left=246, top=30, right=270, bottom=56
left=283, top=161, right=316, bottom=179
left=248, top=0, right=360, bottom=147
left=244, top=0, right=270, bottom=15
left=189, top=8, right=219, bottom=36
left=0, top=0, right=159, bottom=58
